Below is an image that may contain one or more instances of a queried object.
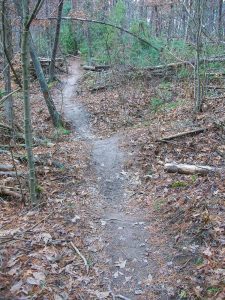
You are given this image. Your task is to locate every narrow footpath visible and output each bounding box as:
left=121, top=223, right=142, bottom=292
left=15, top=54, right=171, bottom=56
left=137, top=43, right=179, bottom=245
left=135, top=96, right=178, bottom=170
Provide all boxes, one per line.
left=62, top=59, right=176, bottom=300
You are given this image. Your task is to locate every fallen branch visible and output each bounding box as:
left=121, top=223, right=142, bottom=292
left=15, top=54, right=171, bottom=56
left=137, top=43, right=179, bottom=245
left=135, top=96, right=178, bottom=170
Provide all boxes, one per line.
left=0, top=186, right=21, bottom=198
left=70, top=241, right=89, bottom=273
left=0, top=88, right=21, bottom=106
left=157, top=128, right=206, bottom=142
left=165, top=162, right=222, bottom=175
left=39, top=17, right=160, bottom=51
left=29, top=212, right=54, bottom=231
left=138, top=56, right=225, bottom=73
left=115, top=295, right=132, bottom=300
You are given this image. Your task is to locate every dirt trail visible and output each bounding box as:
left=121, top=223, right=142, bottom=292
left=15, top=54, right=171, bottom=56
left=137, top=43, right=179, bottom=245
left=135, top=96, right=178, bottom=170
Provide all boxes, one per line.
left=62, top=60, right=174, bottom=299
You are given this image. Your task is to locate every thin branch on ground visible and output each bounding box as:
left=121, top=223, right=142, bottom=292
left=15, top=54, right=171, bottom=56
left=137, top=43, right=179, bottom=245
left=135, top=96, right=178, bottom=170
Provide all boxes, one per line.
left=70, top=241, right=89, bottom=273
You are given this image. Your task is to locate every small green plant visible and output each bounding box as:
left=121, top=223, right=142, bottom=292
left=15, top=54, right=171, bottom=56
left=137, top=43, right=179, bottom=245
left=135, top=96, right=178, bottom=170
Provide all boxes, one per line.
left=52, top=126, right=71, bottom=140
left=0, top=89, right=4, bottom=98
left=36, top=185, right=44, bottom=195
left=177, top=67, right=191, bottom=79
left=207, top=287, right=221, bottom=295
left=195, top=256, right=204, bottom=265
left=48, top=81, right=57, bottom=89
left=191, top=174, right=198, bottom=183
left=153, top=199, right=165, bottom=211
left=165, top=101, right=179, bottom=110
left=179, top=290, right=187, bottom=299
left=63, top=0, right=72, bottom=15
left=59, top=127, right=71, bottom=135
left=87, top=258, right=93, bottom=268
left=171, top=181, right=188, bottom=188
left=151, top=97, right=164, bottom=113
left=158, top=81, right=172, bottom=90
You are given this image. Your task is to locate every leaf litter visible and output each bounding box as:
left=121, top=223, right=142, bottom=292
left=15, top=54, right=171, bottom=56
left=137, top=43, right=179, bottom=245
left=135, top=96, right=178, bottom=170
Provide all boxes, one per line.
left=0, top=59, right=224, bottom=299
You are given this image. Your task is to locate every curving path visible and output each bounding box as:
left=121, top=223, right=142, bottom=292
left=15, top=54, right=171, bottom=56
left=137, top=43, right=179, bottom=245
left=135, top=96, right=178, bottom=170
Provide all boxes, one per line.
left=62, top=59, right=174, bottom=300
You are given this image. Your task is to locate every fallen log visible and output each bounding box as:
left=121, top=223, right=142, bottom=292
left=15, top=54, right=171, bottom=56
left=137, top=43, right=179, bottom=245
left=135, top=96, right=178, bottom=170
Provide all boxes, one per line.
left=30, top=57, right=63, bottom=66
left=0, top=171, right=24, bottom=177
left=143, top=56, right=225, bottom=72
left=165, top=162, right=222, bottom=175
left=83, top=65, right=95, bottom=71
left=83, top=65, right=110, bottom=72
left=0, top=165, right=14, bottom=171
left=157, top=128, right=206, bottom=142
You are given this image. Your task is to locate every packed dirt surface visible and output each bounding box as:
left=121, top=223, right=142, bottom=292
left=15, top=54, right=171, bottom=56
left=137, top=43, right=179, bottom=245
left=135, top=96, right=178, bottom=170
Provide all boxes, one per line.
left=60, top=59, right=178, bottom=299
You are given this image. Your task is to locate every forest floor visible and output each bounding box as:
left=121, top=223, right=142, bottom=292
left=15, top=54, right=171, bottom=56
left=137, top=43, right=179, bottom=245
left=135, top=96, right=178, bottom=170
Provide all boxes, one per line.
left=0, top=58, right=224, bottom=300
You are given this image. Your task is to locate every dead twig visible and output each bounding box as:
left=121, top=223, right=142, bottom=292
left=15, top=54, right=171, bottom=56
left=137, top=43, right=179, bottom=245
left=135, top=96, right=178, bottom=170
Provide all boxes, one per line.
left=115, top=295, right=132, bottom=300
left=9, top=144, right=26, bottom=204
left=0, top=88, right=21, bottom=106
left=156, top=128, right=206, bottom=142
left=70, top=241, right=89, bottom=273
left=179, top=257, right=193, bottom=270
left=29, top=212, right=54, bottom=231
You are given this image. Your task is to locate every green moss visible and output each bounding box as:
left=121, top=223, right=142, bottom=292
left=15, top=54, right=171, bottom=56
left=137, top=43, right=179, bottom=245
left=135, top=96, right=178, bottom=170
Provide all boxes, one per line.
left=171, top=181, right=188, bottom=188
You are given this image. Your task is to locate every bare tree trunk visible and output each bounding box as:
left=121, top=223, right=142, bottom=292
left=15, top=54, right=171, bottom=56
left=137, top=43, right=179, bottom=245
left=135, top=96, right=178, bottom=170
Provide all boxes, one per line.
left=194, top=0, right=203, bottom=112
left=1, top=0, right=14, bottom=126
left=21, top=0, right=37, bottom=205
left=184, top=0, right=193, bottom=42
left=218, top=0, right=223, bottom=40
left=29, top=36, right=63, bottom=127
left=13, top=0, right=63, bottom=128
left=49, top=0, right=64, bottom=82
left=167, top=4, right=174, bottom=41
left=154, top=6, right=160, bottom=37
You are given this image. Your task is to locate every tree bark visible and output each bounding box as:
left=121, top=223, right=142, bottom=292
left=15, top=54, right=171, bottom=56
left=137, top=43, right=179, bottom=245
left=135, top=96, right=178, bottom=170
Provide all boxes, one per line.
left=29, top=36, right=63, bottom=127
left=21, top=0, right=44, bottom=205
left=21, top=1, right=36, bottom=204
left=218, top=0, right=223, bottom=40
left=1, top=0, right=14, bottom=126
left=194, top=0, right=203, bottom=112
left=49, top=0, right=64, bottom=82
left=13, top=0, right=63, bottom=128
